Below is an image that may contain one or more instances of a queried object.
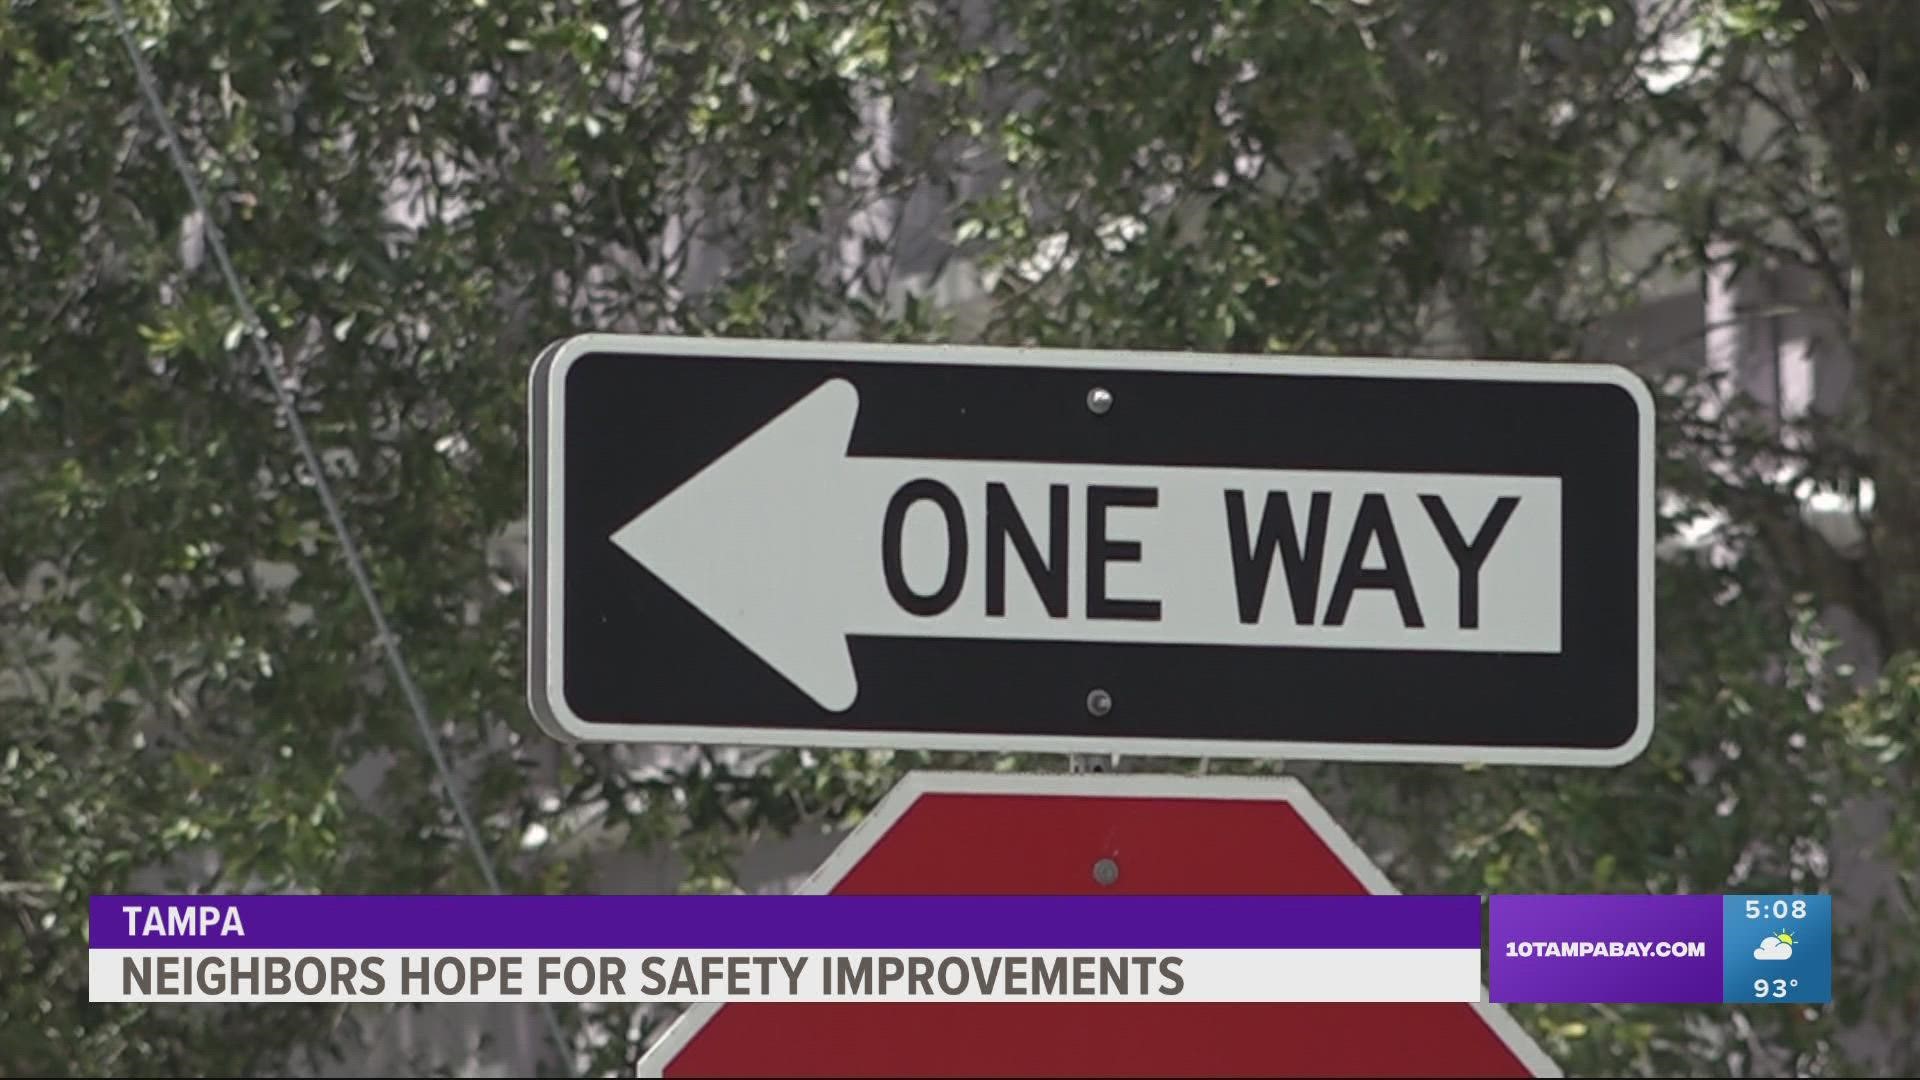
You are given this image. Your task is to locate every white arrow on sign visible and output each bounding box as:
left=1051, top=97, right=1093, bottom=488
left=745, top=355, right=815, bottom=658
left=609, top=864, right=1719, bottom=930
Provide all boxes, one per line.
left=612, top=379, right=1562, bottom=711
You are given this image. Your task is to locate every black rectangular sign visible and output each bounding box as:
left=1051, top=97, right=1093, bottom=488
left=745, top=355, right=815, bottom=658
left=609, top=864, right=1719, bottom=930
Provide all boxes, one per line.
left=529, top=334, right=1653, bottom=766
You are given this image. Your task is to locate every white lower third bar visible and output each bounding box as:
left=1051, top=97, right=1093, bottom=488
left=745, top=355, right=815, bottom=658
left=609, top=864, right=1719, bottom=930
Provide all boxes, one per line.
left=91, top=948, right=1482, bottom=1003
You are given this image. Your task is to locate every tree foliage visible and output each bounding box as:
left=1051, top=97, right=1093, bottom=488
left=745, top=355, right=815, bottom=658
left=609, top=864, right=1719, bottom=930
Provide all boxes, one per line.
left=2, top=0, right=1915, bottom=1075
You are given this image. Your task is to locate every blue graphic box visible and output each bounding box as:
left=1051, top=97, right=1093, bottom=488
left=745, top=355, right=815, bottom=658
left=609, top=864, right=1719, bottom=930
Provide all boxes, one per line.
left=1722, top=894, right=1831, bottom=1005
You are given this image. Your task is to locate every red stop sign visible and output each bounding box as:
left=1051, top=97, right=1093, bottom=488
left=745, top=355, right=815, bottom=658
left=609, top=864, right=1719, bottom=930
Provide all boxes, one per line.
left=639, top=772, right=1558, bottom=1078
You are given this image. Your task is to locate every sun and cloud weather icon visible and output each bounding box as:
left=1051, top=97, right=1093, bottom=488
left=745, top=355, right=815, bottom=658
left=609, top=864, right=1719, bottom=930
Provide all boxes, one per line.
left=1753, top=931, right=1795, bottom=961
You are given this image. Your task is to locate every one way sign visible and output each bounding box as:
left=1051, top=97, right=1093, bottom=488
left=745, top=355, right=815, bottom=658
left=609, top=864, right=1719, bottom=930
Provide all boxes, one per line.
left=529, top=334, right=1653, bottom=766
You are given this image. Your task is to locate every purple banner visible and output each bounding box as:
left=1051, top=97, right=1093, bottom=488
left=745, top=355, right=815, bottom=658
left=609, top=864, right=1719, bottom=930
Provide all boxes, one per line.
left=93, top=894, right=1478, bottom=950
left=1489, top=894, right=1723, bottom=1003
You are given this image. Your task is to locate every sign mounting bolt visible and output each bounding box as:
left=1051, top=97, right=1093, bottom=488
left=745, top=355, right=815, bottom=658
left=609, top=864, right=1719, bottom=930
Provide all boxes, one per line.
left=1086, top=386, right=1113, bottom=415
left=1092, top=857, right=1120, bottom=887
left=1086, top=688, right=1113, bottom=717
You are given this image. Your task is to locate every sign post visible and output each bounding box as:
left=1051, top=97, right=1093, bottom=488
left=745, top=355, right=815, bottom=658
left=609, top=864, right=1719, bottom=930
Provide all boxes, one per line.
left=637, top=771, right=1562, bottom=1078
left=530, top=334, right=1653, bottom=766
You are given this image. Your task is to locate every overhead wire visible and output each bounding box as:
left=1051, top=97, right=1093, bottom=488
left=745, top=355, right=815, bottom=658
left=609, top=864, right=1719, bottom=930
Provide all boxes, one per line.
left=104, top=2, right=576, bottom=1070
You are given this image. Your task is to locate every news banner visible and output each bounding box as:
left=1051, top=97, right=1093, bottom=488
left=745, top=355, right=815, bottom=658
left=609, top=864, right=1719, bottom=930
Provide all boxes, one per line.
left=91, top=894, right=1829, bottom=1005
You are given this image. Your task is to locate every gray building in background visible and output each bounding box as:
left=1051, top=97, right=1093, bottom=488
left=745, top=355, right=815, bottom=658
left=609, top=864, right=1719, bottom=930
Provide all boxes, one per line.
left=10, top=0, right=1885, bottom=1073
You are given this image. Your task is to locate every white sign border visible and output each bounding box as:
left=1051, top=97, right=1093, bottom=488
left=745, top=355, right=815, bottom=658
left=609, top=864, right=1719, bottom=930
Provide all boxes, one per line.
left=530, top=332, right=1655, bottom=767
left=636, top=770, right=1563, bottom=1078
